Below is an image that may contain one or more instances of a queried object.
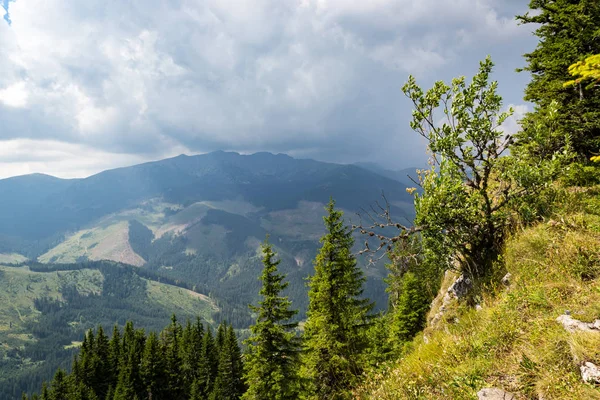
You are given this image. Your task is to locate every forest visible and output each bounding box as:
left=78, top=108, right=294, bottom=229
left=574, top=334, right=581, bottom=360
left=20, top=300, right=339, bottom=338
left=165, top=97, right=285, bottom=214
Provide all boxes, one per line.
left=17, top=0, right=600, bottom=399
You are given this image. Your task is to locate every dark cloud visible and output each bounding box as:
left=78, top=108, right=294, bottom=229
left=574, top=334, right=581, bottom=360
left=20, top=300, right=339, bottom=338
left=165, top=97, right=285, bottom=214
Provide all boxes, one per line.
left=0, top=0, right=538, bottom=178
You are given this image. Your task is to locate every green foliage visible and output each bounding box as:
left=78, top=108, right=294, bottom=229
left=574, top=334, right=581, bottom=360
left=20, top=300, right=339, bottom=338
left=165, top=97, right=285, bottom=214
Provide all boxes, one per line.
left=243, top=238, right=301, bottom=400
left=516, top=0, right=600, bottom=159
left=403, top=57, right=515, bottom=278
left=302, top=199, right=374, bottom=399
left=388, top=271, right=430, bottom=344
left=211, top=324, right=245, bottom=400
left=29, top=317, right=244, bottom=400
left=357, top=188, right=600, bottom=399
left=561, top=162, right=600, bottom=186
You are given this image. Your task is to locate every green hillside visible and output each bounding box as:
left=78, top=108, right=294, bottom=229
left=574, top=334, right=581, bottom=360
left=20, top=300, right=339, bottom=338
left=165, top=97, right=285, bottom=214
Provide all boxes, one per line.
left=0, top=262, right=217, bottom=399
left=358, top=187, right=600, bottom=399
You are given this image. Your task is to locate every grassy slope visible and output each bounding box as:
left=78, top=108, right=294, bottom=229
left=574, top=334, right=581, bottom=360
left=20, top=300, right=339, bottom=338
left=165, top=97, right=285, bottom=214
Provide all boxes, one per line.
left=0, top=266, right=217, bottom=357
left=359, top=187, right=600, bottom=399
left=38, top=221, right=146, bottom=266
left=0, top=266, right=103, bottom=353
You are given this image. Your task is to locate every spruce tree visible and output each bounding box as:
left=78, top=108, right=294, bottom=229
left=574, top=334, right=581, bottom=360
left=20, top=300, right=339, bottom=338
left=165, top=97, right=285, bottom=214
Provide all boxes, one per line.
left=162, top=315, right=184, bottom=399
left=140, top=331, right=167, bottom=399
left=210, top=324, right=245, bottom=400
left=108, top=325, right=122, bottom=386
left=49, top=369, right=69, bottom=400
left=302, top=199, right=374, bottom=399
left=243, top=238, right=301, bottom=400
left=516, top=0, right=600, bottom=158
left=92, top=326, right=111, bottom=397
left=196, top=328, right=219, bottom=398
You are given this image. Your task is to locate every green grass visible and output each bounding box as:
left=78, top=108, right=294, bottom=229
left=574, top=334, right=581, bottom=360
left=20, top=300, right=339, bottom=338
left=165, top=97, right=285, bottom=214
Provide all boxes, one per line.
left=146, top=280, right=219, bottom=324
left=0, top=266, right=103, bottom=353
left=357, top=187, right=600, bottom=399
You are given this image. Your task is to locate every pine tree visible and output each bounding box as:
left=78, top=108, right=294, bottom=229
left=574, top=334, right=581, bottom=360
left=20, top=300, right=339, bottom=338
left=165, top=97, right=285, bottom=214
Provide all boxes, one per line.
left=196, top=328, right=219, bottom=398
left=114, top=326, right=145, bottom=400
left=516, top=0, right=600, bottom=158
left=40, top=383, right=50, bottom=400
left=242, top=238, right=301, bottom=400
left=210, top=324, right=245, bottom=400
left=388, top=271, right=429, bottom=343
left=302, top=199, right=374, bottom=399
left=93, top=326, right=111, bottom=397
left=49, top=369, right=69, bottom=400
left=108, top=325, right=122, bottom=386
left=140, top=331, right=167, bottom=399
left=163, top=314, right=185, bottom=399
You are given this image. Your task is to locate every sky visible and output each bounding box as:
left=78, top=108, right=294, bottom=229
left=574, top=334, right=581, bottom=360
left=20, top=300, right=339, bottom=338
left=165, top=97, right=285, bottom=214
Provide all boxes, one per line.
left=0, top=0, right=538, bottom=179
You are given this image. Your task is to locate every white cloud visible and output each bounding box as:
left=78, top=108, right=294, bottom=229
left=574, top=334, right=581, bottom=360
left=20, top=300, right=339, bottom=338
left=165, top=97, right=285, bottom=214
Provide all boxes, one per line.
left=0, top=139, right=189, bottom=179
left=0, top=0, right=536, bottom=177
left=0, top=81, right=29, bottom=107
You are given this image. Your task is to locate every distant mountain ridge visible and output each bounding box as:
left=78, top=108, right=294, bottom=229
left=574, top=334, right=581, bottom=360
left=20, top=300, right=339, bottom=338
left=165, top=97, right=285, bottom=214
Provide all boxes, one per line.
left=0, top=151, right=413, bottom=242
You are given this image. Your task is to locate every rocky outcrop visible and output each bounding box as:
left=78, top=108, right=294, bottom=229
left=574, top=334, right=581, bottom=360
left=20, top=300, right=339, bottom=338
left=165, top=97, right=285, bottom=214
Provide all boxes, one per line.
left=580, top=362, right=600, bottom=384
left=477, top=388, right=516, bottom=399
left=556, top=313, right=600, bottom=385
left=556, top=314, right=600, bottom=333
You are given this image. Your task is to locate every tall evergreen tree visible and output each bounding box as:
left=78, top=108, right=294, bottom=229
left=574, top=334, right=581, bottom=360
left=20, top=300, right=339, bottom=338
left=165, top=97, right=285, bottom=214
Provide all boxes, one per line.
left=162, top=315, right=184, bottom=399
left=92, top=326, right=111, bottom=397
left=516, top=0, right=600, bottom=158
left=49, top=369, right=69, bottom=400
left=140, top=331, right=167, bottom=399
left=242, top=238, right=302, bottom=400
left=195, top=328, right=219, bottom=398
left=302, top=199, right=374, bottom=399
left=210, top=324, right=245, bottom=400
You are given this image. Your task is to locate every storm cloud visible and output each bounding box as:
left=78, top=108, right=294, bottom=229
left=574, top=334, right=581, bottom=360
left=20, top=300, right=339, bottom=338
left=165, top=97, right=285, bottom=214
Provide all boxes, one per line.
left=0, top=0, right=537, bottom=178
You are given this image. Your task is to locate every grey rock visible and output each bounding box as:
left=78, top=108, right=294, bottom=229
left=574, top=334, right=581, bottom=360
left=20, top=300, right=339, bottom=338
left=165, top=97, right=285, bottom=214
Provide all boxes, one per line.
left=477, top=388, right=516, bottom=399
left=448, top=274, right=472, bottom=299
left=581, top=362, right=600, bottom=384
left=556, top=314, right=600, bottom=333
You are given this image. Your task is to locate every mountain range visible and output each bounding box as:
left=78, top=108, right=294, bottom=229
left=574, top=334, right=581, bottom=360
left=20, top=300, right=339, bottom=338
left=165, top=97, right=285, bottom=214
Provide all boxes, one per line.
left=0, top=151, right=415, bottom=396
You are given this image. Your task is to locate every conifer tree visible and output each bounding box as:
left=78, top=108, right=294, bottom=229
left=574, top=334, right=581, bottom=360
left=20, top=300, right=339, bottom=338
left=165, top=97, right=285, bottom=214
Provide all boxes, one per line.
left=302, top=199, right=374, bottom=399
left=243, top=238, right=301, bottom=400
left=163, top=315, right=184, bottom=399
left=92, top=326, right=111, bottom=397
left=108, top=325, right=122, bottom=385
left=140, top=331, right=167, bottom=399
left=49, top=369, right=69, bottom=400
left=210, top=324, right=245, bottom=400
left=195, top=328, right=219, bottom=398
left=516, top=0, right=600, bottom=158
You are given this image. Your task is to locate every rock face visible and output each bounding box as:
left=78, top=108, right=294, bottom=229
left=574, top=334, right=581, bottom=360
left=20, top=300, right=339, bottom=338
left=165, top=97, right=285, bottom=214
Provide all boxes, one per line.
left=429, top=273, right=473, bottom=327
left=580, top=362, right=600, bottom=384
left=477, top=388, right=516, bottom=399
left=556, top=314, right=600, bottom=333
left=448, top=274, right=473, bottom=299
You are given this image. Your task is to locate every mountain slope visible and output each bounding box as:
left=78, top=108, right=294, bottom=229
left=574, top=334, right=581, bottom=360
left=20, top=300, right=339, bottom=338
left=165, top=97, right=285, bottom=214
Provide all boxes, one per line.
left=0, top=261, right=217, bottom=399
left=358, top=187, right=600, bottom=399
left=0, top=152, right=412, bottom=325
left=0, top=152, right=413, bottom=241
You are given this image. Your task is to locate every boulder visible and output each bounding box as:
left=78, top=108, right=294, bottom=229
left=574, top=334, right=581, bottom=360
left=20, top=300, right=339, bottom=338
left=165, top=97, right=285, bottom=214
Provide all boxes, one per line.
left=501, top=273, right=512, bottom=286
left=477, top=388, right=516, bottom=399
left=556, top=314, right=600, bottom=333
left=581, top=362, right=600, bottom=384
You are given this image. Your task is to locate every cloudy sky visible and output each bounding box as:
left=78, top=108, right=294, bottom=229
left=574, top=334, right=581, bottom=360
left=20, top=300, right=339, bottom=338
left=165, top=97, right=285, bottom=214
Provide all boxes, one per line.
left=0, top=0, right=537, bottom=179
